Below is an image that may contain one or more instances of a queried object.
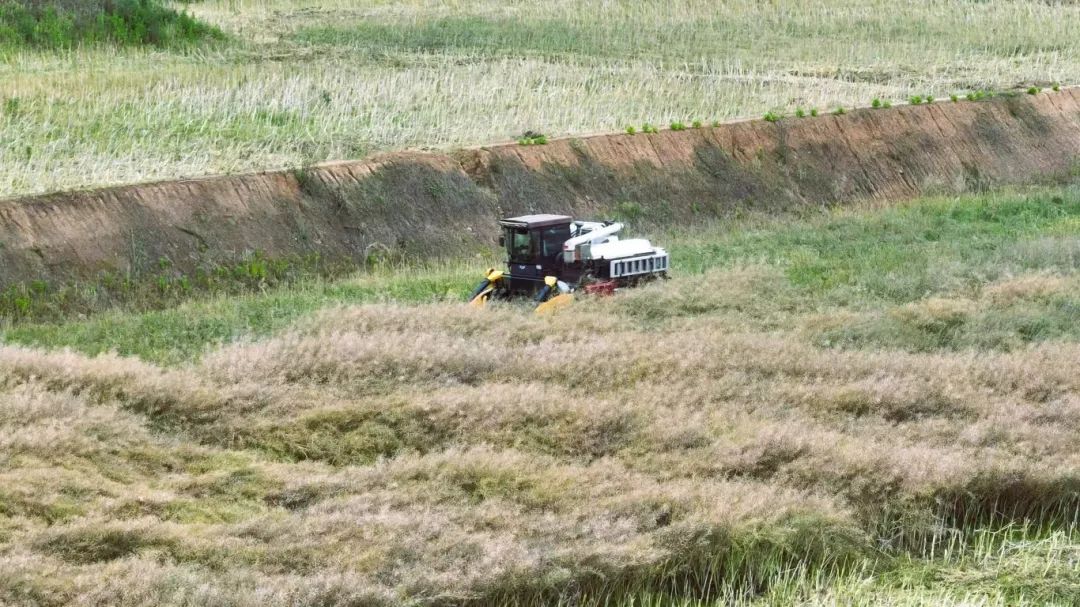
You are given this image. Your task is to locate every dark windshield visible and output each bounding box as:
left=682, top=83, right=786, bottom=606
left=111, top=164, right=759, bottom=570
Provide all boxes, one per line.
left=540, top=226, right=569, bottom=259
left=505, top=225, right=569, bottom=264
left=506, top=227, right=532, bottom=262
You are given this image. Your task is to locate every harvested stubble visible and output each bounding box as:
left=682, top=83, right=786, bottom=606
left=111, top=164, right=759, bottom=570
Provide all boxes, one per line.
left=3, top=0, right=1080, bottom=196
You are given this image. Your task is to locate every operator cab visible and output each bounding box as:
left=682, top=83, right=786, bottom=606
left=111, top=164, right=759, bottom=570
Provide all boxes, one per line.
left=499, top=214, right=572, bottom=295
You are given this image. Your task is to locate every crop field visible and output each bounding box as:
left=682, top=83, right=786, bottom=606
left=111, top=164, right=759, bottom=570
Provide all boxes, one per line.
left=2, top=186, right=1079, bottom=605
left=2, top=0, right=1080, bottom=197
left=2, top=1, right=1080, bottom=605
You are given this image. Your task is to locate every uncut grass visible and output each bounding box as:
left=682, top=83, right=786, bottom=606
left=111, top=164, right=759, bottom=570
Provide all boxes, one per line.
left=3, top=0, right=1080, bottom=196
left=6, top=187, right=1078, bottom=362
left=0, top=0, right=222, bottom=49
left=0, top=257, right=488, bottom=363
left=607, top=523, right=1079, bottom=606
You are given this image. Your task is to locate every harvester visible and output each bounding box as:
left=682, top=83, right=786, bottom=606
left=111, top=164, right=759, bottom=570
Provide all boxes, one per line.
left=468, top=214, right=670, bottom=312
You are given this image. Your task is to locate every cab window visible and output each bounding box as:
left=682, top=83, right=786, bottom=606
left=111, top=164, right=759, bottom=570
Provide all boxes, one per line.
left=540, top=226, right=570, bottom=259
left=507, top=228, right=532, bottom=262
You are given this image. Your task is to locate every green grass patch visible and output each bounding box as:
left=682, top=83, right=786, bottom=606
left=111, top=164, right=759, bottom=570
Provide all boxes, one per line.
left=1, top=261, right=480, bottom=364
left=0, top=0, right=222, bottom=49
left=668, top=189, right=1080, bottom=305
left=4, top=188, right=1079, bottom=363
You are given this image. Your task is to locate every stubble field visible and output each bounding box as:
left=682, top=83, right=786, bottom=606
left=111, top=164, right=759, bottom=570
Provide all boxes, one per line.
left=2, top=0, right=1080, bottom=196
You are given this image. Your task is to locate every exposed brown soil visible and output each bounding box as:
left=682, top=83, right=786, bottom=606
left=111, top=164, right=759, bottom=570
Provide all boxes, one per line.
left=3, top=89, right=1080, bottom=287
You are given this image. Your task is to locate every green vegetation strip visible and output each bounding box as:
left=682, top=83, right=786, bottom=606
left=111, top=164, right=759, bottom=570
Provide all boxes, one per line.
left=4, top=186, right=1078, bottom=364
left=0, top=0, right=221, bottom=49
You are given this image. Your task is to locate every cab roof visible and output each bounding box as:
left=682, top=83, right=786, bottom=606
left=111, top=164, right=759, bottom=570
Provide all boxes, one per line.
left=500, top=214, right=572, bottom=229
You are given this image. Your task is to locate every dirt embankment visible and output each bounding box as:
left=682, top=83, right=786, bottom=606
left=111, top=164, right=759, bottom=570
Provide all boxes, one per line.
left=3, top=90, right=1080, bottom=288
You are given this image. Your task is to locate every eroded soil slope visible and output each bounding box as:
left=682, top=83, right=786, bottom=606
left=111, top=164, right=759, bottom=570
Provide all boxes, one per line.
left=2, top=90, right=1080, bottom=287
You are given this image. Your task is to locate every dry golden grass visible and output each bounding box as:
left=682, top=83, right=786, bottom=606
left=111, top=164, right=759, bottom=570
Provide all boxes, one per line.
left=2, top=190, right=1078, bottom=603
left=1, top=262, right=1077, bottom=604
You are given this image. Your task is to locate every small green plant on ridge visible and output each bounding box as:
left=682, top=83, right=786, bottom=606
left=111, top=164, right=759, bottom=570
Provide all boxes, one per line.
left=669, top=121, right=686, bottom=131
left=763, top=111, right=781, bottom=123
left=517, top=131, right=548, bottom=145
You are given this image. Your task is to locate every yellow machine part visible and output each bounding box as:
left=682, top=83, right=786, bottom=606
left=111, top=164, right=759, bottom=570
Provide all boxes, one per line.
left=469, top=285, right=496, bottom=308
left=468, top=270, right=505, bottom=308
left=535, top=293, right=574, bottom=315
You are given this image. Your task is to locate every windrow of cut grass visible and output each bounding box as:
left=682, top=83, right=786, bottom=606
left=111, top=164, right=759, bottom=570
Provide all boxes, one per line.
left=0, top=303, right=1077, bottom=603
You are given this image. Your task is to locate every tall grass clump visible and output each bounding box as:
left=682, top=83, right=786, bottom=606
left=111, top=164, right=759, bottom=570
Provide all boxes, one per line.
left=0, top=0, right=221, bottom=49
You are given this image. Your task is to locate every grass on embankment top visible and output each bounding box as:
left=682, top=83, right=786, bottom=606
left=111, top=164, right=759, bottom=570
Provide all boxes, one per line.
left=2, top=186, right=1078, bottom=364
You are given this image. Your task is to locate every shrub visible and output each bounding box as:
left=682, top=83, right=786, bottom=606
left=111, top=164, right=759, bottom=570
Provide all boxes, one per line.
left=0, top=0, right=223, bottom=49
left=950, top=94, right=959, bottom=102
left=691, top=119, right=702, bottom=129
left=1052, top=82, right=1061, bottom=92
left=2, top=96, right=20, bottom=116
left=925, top=95, right=934, bottom=103
left=832, top=106, right=845, bottom=115
left=517, top=131, right=547, bottom=145
left=669, top=121, right=686, bottom=131
left=1027, top=86, right=1041, bottom=95
left=810, top=108, right=819, bottom=117
left=871, top=98, right=882, bottom=109
left=712, top=120, right=722, bottom=127
left=641, top=123, right=658, bottom=134
left=908, top=95, right=923, bottom=105
left=882, top=100, right=892, bottom=108
left=625, top=125, right=636, bottom=135
left=614, top=200, right=645, bottom=221
left=762, top=111, right=781, bottom=123
left=795, top=108, right=806, bottom=118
